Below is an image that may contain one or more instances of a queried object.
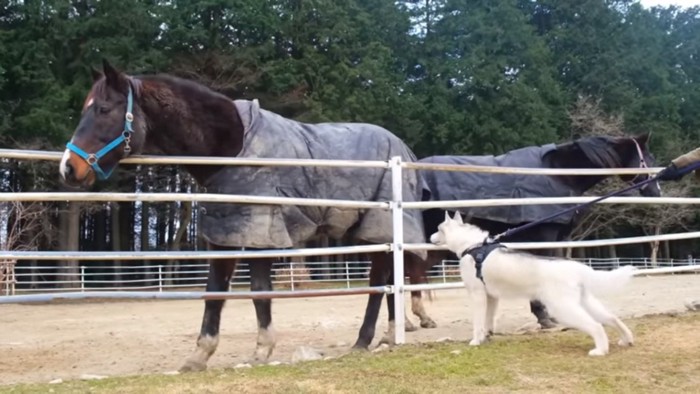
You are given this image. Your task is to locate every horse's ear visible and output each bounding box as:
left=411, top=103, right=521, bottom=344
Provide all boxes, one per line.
left=454, top=211, right=463, bottom=224
left=102, top=58, right=127, bottom=92
left=635, top=132, right=651, bottom=147
left=90, top=67, right=103, bottom=82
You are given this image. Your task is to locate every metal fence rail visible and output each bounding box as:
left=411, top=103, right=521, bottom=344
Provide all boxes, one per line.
left=7, top=257, right=698, bottom=295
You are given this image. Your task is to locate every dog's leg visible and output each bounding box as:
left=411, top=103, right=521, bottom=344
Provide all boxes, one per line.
left=485, top=294, right=499, bottom=337
left=469, top=286, right=489, bottom=346
left=544, top=295, right=609, bottom=356
left=582, top=292, right=634, bottom=347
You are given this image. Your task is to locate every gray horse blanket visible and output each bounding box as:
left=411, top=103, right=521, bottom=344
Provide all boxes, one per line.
left=420, top=145, right=577, bottom=225
left=200, top=99, right=427, bottom=258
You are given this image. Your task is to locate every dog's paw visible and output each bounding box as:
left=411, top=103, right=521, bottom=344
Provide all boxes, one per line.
left=617, top=338, right=633, bottom=347
left=588, top=348, right=608, bottom=356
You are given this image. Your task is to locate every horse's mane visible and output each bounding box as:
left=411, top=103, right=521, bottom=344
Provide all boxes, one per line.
left=560, top=136, right=623, bottom=168
left=140, top=74, right=232, bottom=102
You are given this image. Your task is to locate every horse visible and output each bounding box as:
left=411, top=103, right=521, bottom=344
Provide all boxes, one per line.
left=407, top=134, right=661, bottom=329
left=59, top=60, right=433, bottom=371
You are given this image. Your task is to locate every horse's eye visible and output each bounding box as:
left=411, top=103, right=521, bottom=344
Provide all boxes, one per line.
left=97, top=105, right=110, bottom=114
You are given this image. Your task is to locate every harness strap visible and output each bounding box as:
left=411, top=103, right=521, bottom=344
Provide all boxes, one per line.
left=66, top=85, right=135, bottom=180
left=461, top=240, right=504, bottom=283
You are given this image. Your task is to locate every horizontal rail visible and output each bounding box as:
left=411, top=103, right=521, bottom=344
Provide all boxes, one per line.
left=403, top=265, right=700, bottom=291
left=403, top=196, right=700, bottom=210
left=0, top=192, right=389, bottom=209
left=0, top=149, right=667, bottom=175
left=405, top=230, right=700, bottom=251
left=0, top=244, right=391, bottom=261
left=634, top=266, right=700, bottom=275
left=5, top=231, right=700, bottom=260
left=403, top=161, right=662, bottom=175
left=404, top=283, right=465, bottom=291
left=0, top=149, right=389, bottom=169
left=0, top=286, right=391, bottom=304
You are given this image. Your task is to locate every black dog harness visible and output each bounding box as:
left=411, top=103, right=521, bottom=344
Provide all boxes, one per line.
left=460, top=240, right=504, bottom=282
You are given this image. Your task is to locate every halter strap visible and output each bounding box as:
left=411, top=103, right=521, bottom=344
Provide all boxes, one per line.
left=66, top=86, right=134, bottom=180
left=630, top=139, right=650, bottom=190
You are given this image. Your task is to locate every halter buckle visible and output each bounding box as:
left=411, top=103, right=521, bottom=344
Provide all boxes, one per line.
left=125, top=112, right=134, bottom=122
left=86, top=154, right=98, bottom=165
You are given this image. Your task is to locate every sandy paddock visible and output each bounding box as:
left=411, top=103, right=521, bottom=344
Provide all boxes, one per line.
left=1, top=274, right=699, bottom=385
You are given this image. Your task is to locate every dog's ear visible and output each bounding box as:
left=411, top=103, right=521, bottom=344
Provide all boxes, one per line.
left=444, top=210, right=451, bottom=223
left=454, top=211, right=463, bottom=224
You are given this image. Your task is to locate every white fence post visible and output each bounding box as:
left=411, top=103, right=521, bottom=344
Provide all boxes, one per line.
left=80, top=266, right=85, bottom=292
left=158, top=265, right=163, bottom=292
left=345, top=261, right=351, bottom=289
left=390, top=156, right=406, bottom=345
left=290, top=261, right=295, bottom=292
left=441, top=260, right=447, bottom=283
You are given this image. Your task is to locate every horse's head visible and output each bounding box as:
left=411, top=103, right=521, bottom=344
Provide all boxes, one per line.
left=614, top=133, right=661, bottom=197
left=60, top=60, right=146, bottom=188
left=551, top=133, right=661, bottom=197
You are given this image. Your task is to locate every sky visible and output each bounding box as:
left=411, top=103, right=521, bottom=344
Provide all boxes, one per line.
left=639, top=0, right=700, bottom=7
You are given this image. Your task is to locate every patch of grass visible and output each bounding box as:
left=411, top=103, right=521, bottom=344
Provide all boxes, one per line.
left=4, top=313, right=699, bottom=394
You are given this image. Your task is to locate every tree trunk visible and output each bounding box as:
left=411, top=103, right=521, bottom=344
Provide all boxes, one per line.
left=166, top=201, right=192, bottom=286
left=650, top=225, right=661, bottom=267
left=110, top=202, right=122, bottom=285
left=59, top=202, right=81, bottom=289
left=141, top=201, right=152, bottom=284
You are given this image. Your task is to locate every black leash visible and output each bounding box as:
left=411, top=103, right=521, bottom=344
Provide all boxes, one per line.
left=489, top=161, right=700, bottom=243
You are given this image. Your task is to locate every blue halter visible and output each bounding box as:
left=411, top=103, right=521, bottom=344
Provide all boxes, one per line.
left=66, top=86, right=135, bottom=180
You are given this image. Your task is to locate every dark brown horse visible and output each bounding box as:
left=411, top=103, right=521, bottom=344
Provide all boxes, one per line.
left=411, top=134, right=661, bottom=329
left=59, top=60, right=435, bottom=371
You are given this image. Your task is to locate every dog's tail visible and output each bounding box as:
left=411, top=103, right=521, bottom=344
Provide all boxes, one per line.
left=582, top=265, right=637, bottom=296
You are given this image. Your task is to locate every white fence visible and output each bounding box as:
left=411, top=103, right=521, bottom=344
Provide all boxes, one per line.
left=6, top=257, right=699, bottom=294
left=2, top=148, right=700, bottom=345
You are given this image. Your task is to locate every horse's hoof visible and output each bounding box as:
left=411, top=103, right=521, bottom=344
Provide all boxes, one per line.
left=351, top=343, right=369, bottom=351
left=378, top=335, right=395, bottom=346
left=405, top=319, right=418, bottom=332
left=538, top=318, right=558, bottom=330
left=179, top=359, right=207, bottom=373
left=420, top=318, right=437, bottom=329
left=251, top=347, right=274, bottom=364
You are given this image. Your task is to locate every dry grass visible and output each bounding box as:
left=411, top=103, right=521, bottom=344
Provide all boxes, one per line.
left=3, top=312, right=699, bottom=394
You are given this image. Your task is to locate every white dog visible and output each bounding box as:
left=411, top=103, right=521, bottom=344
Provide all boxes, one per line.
left=430, top=211, right=636, bottom=356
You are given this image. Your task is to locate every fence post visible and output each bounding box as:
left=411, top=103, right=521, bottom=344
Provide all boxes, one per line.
left=290, top=261, right=295, bottom=292
left=80, top=266, right=85, bottom=292
left=158, top=265, right=163, bottom=292
left=345, top=261, right=351, bottom=289
left=390, top=156, right=406, bottom=345
left=441, top=260, right=447, bottom=283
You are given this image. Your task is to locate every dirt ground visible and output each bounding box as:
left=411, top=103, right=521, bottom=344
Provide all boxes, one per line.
left=1, top=274, right=699, bottom=386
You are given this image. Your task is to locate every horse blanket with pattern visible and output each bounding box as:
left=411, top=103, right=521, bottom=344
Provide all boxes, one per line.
left=420, top=145, right=577, bottom=225
left=200, top=99, right=428, bottom=258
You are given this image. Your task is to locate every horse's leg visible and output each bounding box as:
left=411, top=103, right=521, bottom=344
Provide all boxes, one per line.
left=407, top=252, right=438, bottom=329
left=249, top=258, right=276, bottom=363
left=529, top=224, right=561, bottom=329
left=180, top=256, right=237, bottom=372
left=379, top=262, right=397, bottom=345
left=401, top=256, right=418, bottom=333
left=353, top=252, right=391, bottom=349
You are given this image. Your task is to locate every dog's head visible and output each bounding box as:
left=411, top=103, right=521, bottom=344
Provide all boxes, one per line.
left=430, top=211, right=489, bottom=252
